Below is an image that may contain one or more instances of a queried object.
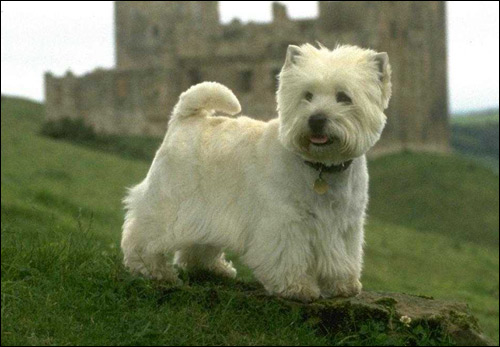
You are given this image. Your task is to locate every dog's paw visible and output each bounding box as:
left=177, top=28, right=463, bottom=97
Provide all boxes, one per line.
left=126, top=261, right=180, bottom=284
left=150, top=269, right=183, bottom=285
left=277, top=279, right=321, bottom=303
left=331, top=278, right=362, bottom=298
left=209, top=258, right=238, bottom=279
left=175, top=252, right=238, bottom=279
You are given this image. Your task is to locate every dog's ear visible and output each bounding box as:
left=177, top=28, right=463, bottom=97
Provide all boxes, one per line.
left=374, top=52, right=389, bottom=80
left=373, top=52, right=392, bottom=109
left=284, top=45, right=302, bottom=68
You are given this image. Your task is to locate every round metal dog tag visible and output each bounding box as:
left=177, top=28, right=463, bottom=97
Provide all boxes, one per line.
left=313, top=178, right=329, bottom=195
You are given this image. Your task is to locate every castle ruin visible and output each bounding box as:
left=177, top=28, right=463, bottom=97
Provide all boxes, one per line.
left=45, top=1, right=450, bottom=154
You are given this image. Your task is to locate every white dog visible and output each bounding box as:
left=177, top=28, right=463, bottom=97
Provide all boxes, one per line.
left=121, top=44, right=391, bottom=302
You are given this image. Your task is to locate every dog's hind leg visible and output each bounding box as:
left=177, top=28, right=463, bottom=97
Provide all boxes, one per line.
left=174, top=245, right=237, bottom=279
left=121, top=217, right=179, bottom=283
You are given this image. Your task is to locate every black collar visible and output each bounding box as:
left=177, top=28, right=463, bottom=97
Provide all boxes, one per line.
left=304, top=159, right=353, bottom=173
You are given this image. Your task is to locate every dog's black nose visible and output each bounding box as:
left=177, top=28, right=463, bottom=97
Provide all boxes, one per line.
left=308, top=114, right=327, bottom=133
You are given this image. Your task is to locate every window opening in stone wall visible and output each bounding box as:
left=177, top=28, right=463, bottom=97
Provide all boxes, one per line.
left=116, top=77, right=129, bottom=107
left=54, top=84, right=62, bottom=105
left=151, top=25, right=160, bottom=39
left=240, top=70, right=253, bottom=93
left=390, top=21, right=397, bottom=39
left=189, top=69, right=202, bottom=85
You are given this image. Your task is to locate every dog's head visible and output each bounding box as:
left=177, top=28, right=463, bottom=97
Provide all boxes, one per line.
left=277, top=44, right=392, bottom=165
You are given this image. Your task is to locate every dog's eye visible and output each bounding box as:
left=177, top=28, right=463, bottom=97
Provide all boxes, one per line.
left=336, top=91, right=352, bottom=104
left=304, top=92, right=314, bottom=102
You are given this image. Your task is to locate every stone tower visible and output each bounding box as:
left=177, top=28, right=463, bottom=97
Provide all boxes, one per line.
left=45, top=1, right=450, bottom=154
left=375, top=1, right=449, bottom=153
left=115, top=1, right=220, bottom=70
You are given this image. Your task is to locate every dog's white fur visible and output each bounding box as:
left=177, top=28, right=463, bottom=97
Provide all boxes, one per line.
left=121, top=44, right=391, bottom=302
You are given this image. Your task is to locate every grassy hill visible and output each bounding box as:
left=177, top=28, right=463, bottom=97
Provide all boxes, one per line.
left=451, top=111, right=499, bottom=173
left=1, top=96, right=499, bottom=345
left=452, top=109, right=499, bottom=126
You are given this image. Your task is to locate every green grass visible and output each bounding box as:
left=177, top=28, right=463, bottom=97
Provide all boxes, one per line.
left=40, top=116, right=162, bottom=162
left=451, top=112, right=499, bottom=126
left=451, top=111, right=499, bottom=167
left=1, top=96, right=499, bottom=345
left=369, top=152, right=499, bottom=247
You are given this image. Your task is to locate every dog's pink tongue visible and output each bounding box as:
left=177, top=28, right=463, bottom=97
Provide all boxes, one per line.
left=310, top=135, right=329, bottom=144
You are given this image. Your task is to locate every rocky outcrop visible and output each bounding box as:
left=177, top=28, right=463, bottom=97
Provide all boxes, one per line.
left=295, top=291, right=494, bottom=346
left=178, top=272, right=494, bottom=346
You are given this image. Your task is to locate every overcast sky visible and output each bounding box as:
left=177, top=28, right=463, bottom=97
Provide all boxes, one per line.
left=1, top=1, right=499, bottom=113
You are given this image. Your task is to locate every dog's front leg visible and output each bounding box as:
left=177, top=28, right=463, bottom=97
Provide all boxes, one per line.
left=243, top=222, right=320, bottom=303
left=317, top=223, right=364, bottom=298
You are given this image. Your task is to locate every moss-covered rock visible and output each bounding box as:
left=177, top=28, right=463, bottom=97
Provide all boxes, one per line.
left=182, top=272, right=494, bottom=346
left=289, top=291, right=494, bottom=346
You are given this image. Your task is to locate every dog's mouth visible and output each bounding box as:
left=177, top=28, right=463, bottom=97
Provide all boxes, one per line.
left=309, top=135, right=333, bottom=147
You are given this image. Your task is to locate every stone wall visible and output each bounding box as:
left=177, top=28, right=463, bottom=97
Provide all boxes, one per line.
left=45, top=67, right=180, bottom=137
left=45, top=1, right=450, bottom=155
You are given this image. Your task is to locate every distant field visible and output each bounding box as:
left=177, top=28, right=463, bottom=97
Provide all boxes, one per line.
left=450, top=110, right=499, bottom=175
left=452, top=112, right=499, bottom=126
left=1, top=97, right=499, bottom=345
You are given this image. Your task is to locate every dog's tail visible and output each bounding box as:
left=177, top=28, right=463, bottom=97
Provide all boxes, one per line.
left=170, top=82, right=241, bottom=122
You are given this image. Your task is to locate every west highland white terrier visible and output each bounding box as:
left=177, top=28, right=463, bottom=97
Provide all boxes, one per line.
left=121, top=44, right=392, bottom=302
